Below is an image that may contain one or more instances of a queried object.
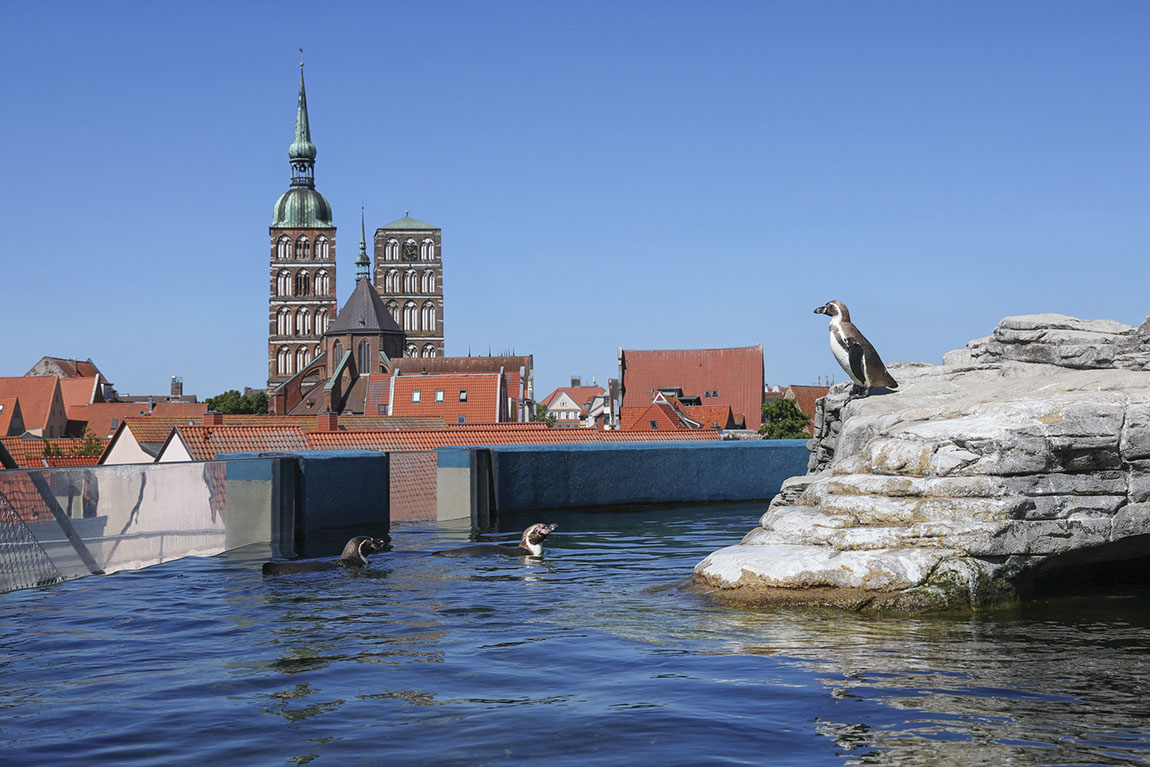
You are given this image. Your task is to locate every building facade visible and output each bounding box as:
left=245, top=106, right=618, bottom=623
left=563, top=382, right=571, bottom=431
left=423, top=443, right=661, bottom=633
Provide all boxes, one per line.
left=267, top=66, right=338, bottom=391
left=373, top=215, right=444, bottom=358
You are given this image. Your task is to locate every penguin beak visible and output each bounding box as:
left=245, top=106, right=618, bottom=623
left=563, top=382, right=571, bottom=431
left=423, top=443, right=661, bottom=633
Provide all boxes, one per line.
left=813, top=305, right=828, bottom=315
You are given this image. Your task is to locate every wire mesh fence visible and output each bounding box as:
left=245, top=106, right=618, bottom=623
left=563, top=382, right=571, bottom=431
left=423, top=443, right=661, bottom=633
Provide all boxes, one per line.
left=0, top=489, right=63, bottom=592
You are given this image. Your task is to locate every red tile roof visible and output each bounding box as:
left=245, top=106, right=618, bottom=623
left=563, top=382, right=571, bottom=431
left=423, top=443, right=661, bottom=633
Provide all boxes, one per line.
left=150, top=402, right=210, bottom=419
left=539, top=386, right=606, bottom=410
left=0, top=377, right=66, bottom=434
left=681, top=404, right=740, bottom=430
left=66, top=403, right=152, bottom=438
left=364, top=373, right=393, bottom=415
left=166, top=425, right=311, bottom=461
left=0, top=437, right=110, bottom=469
left=389, top=373, right=506, bottom=424
left=621, top=402, right=697, bottom=431
left=307, top=426, right=720, bottom=452
left=59, top=377, right=100, bottom=409
left=0, top=472, right=55, bottom=523
left=784, top=385, right=830, bottom=436
left=391, top=357, right=532, bottom=418
left=620, top=346, right=764, bottom=429
left=0, top=397, right=22, bottom=436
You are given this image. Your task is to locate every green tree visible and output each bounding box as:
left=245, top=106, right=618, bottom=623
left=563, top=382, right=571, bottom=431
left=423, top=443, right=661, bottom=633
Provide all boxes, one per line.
left=759, top=398, right=811, bottom=439
left=73, top=428, right=106, bottom=457
left=532, top=402, right=556, bottom=427
left=206, top=389, right=268, bottom=415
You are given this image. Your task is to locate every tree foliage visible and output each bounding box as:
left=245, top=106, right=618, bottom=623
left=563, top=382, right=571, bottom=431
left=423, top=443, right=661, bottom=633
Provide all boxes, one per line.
left=759, top=398, right=811, bottom=440
left=41, top=428, right=105, bottom=457
left=206, top=390, right=268, bottom=415
left=532, top=402, right=556, bottom=427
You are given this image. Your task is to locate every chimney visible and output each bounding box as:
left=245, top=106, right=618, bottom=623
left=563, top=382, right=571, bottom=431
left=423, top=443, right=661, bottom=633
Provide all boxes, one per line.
left=203, top=411, right=223, bottom=426
left=571, top=376, right=581, bottom=387
left=171, top=376, right=183, bottom=397
left=318, top=411, right=339, bottom=432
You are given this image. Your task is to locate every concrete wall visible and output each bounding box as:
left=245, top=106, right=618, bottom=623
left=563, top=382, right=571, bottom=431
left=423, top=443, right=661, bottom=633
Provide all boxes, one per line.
left=437, top=440, right=810, bottom=521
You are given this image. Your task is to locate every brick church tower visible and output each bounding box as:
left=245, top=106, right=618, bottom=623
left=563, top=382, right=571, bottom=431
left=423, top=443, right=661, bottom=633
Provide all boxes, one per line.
left=373, top=214, right=444, bottom=358
left=267, top=65, right=338, bottom=390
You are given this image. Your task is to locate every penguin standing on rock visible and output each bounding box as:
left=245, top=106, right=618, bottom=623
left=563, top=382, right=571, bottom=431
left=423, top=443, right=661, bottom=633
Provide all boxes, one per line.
left=813, top=300, right=898, bottom=399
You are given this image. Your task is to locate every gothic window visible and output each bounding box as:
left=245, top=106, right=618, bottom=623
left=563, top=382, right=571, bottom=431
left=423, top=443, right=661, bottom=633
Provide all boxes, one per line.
left=295, top=236, right=311, bottom=260
left=420, top=239, right=434, bottom=260
left=295, top=308, right=312, bottom=336
left=404, top=270, right=418, bottom=293
left=422, top=344, right=437, bottom=358
left=277, top=346, right=292, bottom=376
left=333, top=340, right=343, bottom=361
left=314, top=269, right=330, bottom=296
left=358, top=340, right=371, bottom=372
left=296, top=347, right=310, bottom=373
left=277, top=269, right=292, bottom=296
left=385, top=269, right=399, bottom=293
left=295, top=270, right=310, bottom=296
left=387, top=300, right=400, bottom=325
left=421, top=301, right=436, bottom=332
left=385, top=239, right=399, bottom=260
left=277, top=235, right=291, bottom=260
left=278, top=307, right=292, bottom=336
left=403, top=301, right=417, bottom=330
left=422, top=270, right=436, bottom=293
left=316, top=307, right=329, bottom=334
left=405, top=343, right=417, bottom=357
left=315, top=236, right=330, bottom=260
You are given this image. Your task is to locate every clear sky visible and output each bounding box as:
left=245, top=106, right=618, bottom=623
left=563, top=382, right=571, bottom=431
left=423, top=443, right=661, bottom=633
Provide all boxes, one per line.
left=3, top=2, right=1148, bottom=400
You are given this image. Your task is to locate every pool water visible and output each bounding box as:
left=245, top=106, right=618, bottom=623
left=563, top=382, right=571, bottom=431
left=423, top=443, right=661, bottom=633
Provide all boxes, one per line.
left=2, top=503, right=1148, bottom=766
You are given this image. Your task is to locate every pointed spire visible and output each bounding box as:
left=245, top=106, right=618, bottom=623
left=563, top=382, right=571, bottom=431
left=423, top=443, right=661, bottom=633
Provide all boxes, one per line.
left=356, top=204, right=370, bottom=281
left=288, top=62, right=317, bottom=187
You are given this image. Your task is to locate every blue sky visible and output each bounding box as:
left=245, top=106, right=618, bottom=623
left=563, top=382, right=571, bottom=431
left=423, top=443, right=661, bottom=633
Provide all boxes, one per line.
left=2, top=2, right=1147, bottom=400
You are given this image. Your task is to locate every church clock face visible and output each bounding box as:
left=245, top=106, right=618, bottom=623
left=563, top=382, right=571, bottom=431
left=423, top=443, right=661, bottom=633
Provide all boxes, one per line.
left=402, top=239, right=417, bottom=261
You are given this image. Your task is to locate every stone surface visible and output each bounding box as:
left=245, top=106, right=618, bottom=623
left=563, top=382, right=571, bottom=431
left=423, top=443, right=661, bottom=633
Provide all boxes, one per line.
left=693, top=313, right=1150, bottom=611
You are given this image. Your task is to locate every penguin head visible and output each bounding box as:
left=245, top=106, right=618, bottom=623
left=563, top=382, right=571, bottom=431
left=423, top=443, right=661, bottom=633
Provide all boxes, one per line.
left=341, top=536, right=387, bottom=566
left=522, top=523, right=558, bottom=546
left=813, top=300, right=850, bottom=321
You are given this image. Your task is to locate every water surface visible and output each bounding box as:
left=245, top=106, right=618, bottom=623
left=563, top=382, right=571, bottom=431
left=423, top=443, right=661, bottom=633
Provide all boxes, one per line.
left=2, top=503, right=1148, bottom=765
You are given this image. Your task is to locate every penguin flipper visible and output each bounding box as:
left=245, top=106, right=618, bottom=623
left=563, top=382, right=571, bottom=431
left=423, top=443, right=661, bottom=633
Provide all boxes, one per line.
left=846, top=340, right=867, bottom=386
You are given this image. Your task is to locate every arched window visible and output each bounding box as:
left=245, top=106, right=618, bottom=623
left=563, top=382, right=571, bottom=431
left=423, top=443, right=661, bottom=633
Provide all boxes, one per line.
left=295, top=236, right=311, bottom=260
left=278, top=306, right=293, bottom=336
left=277, top=346, right=293, bottom=376
left=385, top=269, right=399, bottom=292
left=422, top=270, right=436, bottom=293
left=315, top=236, right=329, bottom=260
left=314, top=269, right=330, bottom=296
left=295, top=270, right=310, bottom=296
left=316, top=307, right=329, bottom=334
left=277, top=269, right=292, bottom=296
left=385, top=239, right=399, bottom=260
left=404, top=270, right=418, bottom=293
left=333, top=340, right=343, bottom=361
left=422, top=344, right=437, bottom=358
left=277, top=235, right=292, bottom=260
left=358, top=340, right=371, bottom=372
left=421, top=239, right=434, bottom=260
left=387, top=301, right=400, bottom=325
left=296, top=347, right=310, bottom=373
left=405, top=343, right=418, bottom=358
left=421, top=301, right=436, bottom=332
left=403, top=301, right=417, bottom=330
left=295, top=308, right=311, bottom=337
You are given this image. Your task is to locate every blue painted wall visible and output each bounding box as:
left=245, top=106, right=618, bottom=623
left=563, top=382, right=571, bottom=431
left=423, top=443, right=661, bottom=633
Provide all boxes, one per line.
left=488, top=440, right=809, bottom=513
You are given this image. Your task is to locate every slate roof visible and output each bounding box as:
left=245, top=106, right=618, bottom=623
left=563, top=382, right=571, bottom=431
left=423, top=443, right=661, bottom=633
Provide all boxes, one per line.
left=327, top=276, right=405, bottom=335
left=620, top=346, right=765, bottom=430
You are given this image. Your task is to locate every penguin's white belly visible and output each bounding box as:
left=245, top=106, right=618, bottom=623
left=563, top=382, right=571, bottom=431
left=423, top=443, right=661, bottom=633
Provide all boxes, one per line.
left=829, top=327, right=863, bottom=385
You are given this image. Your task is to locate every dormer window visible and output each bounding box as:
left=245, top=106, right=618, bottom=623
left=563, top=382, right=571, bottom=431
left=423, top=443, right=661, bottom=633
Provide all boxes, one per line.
left=412, top=390, right=421, bottom=403
left=435, top=390, right=445, bottom=402
left=459, top=390, right=468, bottom=402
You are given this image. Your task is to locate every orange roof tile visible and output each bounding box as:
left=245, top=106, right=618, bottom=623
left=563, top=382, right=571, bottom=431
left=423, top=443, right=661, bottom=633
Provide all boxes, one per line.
left=539, top=386, right=606, bottom=410
left=0, top=437, right=110, bottom=469
left=0, top=397, right=22, bottom=436
left=307, top=425, right=719, bottom=452
left=784, top=385, right=829, bottom=436
left=167, top=425, right=311, bottom=461
left=364, top=373, right=393, bottom=415
left=681, top=404, right=740, bottom=430
left=389, top=373, right=505, bottom=424
left=0, top=377, right=65, bottom=432
left=150, top=402, right=210, bottom=418
left=66, top=403, right=152, bottom=438
left=59, top=377, right=100, bottom=409
left=620, top=346, right=764, bottom=429
left=0, top=472, right=55, bottom=523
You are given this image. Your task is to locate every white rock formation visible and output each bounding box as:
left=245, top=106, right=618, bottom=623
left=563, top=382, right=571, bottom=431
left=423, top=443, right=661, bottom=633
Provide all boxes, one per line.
left=694, top=314, right=1150, bottom=611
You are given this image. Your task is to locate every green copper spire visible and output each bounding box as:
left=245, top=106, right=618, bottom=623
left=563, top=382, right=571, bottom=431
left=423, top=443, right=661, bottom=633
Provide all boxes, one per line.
left=272, top=62, right=333, bottom=228
left=356, top=204, right=370, bottom=280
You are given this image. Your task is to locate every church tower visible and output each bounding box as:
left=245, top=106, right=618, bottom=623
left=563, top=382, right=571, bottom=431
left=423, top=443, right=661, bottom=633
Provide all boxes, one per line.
left=374, top=213, right=444, bottom=358
left=267, top=65, right=337, bottom=391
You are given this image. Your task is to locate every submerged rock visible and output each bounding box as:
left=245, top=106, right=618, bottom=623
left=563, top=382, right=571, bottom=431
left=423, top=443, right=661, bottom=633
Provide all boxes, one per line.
left=693, top=313, right=1150, bottom=612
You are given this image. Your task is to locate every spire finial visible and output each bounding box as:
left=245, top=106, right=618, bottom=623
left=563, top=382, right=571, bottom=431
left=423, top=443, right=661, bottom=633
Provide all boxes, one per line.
left=299, top=48, right=304, bottom=67
left=356, top=202, right=370, bottom=281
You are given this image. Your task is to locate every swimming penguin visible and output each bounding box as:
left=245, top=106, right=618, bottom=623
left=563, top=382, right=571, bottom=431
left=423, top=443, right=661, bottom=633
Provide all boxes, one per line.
left=434, top=523, right=558, bottom=559
left=261, top=536, right=387, bottom=575
left=813, top=300, right=899, bottom=398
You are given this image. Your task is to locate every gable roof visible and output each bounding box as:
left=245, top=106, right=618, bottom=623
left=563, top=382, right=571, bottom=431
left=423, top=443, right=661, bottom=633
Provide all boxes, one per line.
left=307, top=425, right=720, bottom=452
left=326, top=275, right=405, bottom=335
left=783, top=384, right=829, bottom=436
left=364, top=373, right=393, bottom=415
left=59, top=376, right=101, bottom=409
left=391, top=356, right=532, bottom=405
left=26, top=357, right=104, bottom=379
left=162, top=425, right=311, bottom=462
left=0, top=377, right=64, bottom=432
left=0, top=397, right=23, bottom=437
left=0, top=437, right=110, bottom=469
left=681, top=404, right=740, bottom=430
left=620, top=346, right=764, bottom=429
left=539, top=386, right=606, bottom=411
left=65, top=402, right=152, bottom=438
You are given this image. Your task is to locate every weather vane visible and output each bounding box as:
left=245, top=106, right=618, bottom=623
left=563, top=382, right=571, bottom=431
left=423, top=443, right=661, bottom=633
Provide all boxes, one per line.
left=299, top=48, right=304, bottom=68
